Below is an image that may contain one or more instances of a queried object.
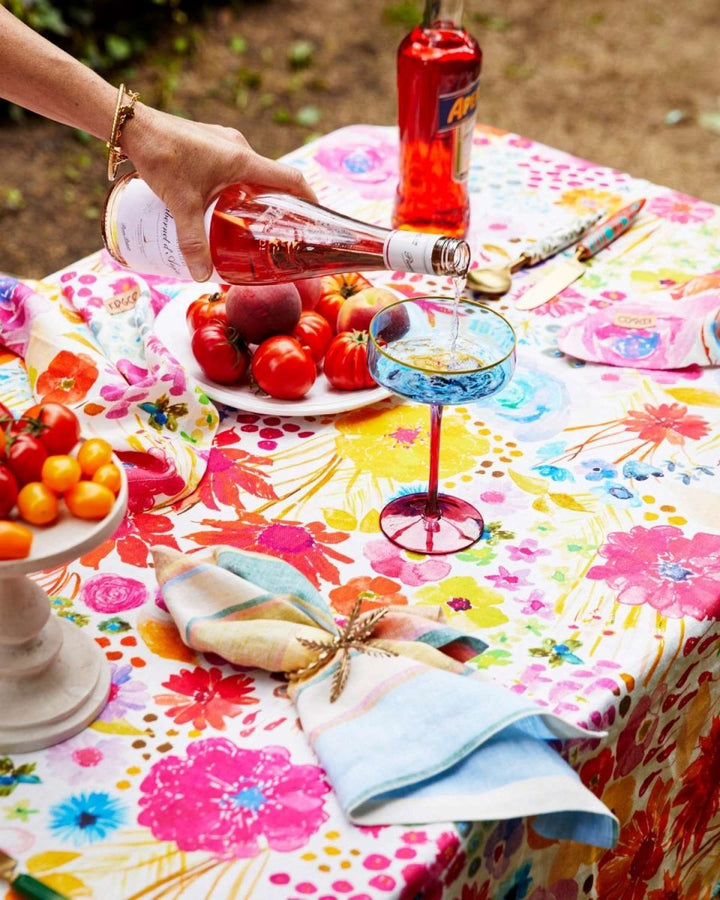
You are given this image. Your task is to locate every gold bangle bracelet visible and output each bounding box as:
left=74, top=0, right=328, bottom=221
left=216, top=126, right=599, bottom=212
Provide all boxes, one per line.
left=107, top=83, right=139, bottom=181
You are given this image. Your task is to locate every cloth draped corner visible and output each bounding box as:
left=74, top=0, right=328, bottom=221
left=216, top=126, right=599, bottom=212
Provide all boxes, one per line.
left=152, top=545, right=619, bottom=849
left=0, top=264, right=217, bottom=513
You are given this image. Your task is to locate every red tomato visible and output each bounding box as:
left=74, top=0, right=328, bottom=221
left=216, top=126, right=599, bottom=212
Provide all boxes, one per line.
left=22, top=402, right=81, bottom=455
left=292, top=310, right=333, bottom=364
left=191, top=321, right=251, bottom=385
left=0, top=464, right=19, bottom=518
left=324, top=331, right=377, bottom=391
left=315, top=272, right=372, bottom=333
left=186, top=290, right=229, bottom=334
left=251, top=336, right=316, bottom=400
left=5, top=433, right=48, bottom=485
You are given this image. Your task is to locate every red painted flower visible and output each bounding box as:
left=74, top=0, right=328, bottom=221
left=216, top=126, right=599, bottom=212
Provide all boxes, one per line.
left=620, top=402, right=710, bottom=445
left=36, top=350, right=98, bottom=403
left=329, top=575, right=407, bottom=616
left=670, top=713, right=720, bottom=856
left=596, top=778, right=672, bottom=899
left=579, top=746, right=615, bottom=798
left=187, top=511, right=353, bottom=587
left=156, top=666, right=258, bottom=730
left=80, top=511, right=181, bottom=570
left=180, top=441, right=277, bottom=513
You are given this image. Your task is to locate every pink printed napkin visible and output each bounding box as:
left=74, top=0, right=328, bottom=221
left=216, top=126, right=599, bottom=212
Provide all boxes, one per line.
left=556, top=272, right=720, bottom=369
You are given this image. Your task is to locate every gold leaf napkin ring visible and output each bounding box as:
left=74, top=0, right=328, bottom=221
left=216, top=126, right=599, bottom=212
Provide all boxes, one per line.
left=289, top=598, right=397, bottom=702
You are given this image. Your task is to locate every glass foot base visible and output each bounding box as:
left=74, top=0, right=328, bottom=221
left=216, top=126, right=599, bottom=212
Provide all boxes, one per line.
left=379, top=492, right=484, bottom=555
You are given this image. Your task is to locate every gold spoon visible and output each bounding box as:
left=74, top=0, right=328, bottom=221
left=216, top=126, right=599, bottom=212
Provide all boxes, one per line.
left=467, top=209, right=604, bottom=297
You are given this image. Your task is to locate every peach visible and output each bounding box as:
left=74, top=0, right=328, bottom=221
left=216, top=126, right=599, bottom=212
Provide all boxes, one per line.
left=226, top=282, right=302, bottom=345
left=294, top=276, right=324, bottom=311
left=336, top=286, right=399, bottom=333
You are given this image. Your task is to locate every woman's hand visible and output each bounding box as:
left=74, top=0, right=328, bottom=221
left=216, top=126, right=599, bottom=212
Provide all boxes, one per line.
left=123, top=105, right=317, bottom=281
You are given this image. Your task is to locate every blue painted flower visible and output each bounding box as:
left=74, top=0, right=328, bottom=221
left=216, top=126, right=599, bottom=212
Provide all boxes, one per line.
left=622, top=459, right=664, bottom=481
left=499, top=860, right=533, bottom=899
left=533, top=464, right=574, bottom=482
left=49, top=791, right=126, bottom=845
left=590, top=480, right=642, bottom=508
left=581, top=458, right=617, bottom=481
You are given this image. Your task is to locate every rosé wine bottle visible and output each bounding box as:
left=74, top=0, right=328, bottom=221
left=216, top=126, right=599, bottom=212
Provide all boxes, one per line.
left=392, top=0, right=482, bottom=238
left=102, top=173, right=470, bottom=284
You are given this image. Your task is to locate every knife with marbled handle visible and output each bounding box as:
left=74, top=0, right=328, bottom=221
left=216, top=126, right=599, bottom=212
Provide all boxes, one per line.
left=515, top=199, right=646, bottom=310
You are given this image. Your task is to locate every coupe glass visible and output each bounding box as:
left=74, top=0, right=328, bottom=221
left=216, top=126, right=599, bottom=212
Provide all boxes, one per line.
left=367, top=297, right=516, bottom=554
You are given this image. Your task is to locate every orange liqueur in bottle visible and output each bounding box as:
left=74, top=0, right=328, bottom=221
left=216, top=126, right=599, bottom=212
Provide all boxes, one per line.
left=393, top=0, right=482, bottom=237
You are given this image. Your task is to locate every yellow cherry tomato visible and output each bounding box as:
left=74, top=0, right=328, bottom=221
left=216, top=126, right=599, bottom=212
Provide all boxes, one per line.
left=64, top=481, right=115, bottom=520
left=17, top=481, right=59, bottom=525
left=41, top=454, right=82, bottom=493
left=91, top=462, right=122, bottom=495
left=76, top=438, right=113, bottom=477
left=0, top=520, right=33, bottom=559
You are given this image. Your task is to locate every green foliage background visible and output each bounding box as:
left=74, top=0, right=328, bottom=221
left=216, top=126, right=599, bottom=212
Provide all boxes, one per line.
left=4, top=0, right=227, bottom=71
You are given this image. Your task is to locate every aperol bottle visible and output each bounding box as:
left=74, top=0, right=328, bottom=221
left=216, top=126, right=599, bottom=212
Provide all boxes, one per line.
left=393, top=0, right=482, bottom=237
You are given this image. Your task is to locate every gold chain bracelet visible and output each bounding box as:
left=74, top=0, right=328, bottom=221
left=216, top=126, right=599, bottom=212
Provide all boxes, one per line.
left=107, top=83, right=139, bottom=181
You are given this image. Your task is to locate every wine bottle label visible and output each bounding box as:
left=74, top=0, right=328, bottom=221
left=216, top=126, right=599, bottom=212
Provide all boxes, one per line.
left=384, top=231, right=439, bottom=273
left=437, top=78, right=479, bottom=183
left=103, top=176, right=218, bottom=281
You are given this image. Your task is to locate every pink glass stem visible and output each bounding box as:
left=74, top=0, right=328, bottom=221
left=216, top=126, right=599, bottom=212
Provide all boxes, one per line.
left=425, top=403, right=443, bottom=521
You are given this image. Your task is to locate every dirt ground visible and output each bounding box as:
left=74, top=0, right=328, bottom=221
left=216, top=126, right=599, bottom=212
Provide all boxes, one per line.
left=1, top=0, right=719, bottom=280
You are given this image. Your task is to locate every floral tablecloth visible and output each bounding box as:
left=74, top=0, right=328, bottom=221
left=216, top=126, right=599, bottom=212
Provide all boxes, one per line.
left=1, top=124, right=719, bottom=900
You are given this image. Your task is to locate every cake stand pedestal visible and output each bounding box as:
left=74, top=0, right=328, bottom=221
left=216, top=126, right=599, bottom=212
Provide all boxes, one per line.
left=0, top=475, right=127, bottom=754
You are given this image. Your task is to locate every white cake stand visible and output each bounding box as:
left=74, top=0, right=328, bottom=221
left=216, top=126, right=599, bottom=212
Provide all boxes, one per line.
left=0, top=472, right=128, bottom=754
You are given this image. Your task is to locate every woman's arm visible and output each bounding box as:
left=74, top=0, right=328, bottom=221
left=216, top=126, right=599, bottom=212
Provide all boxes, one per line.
left=0, top=8, right=316, bottom=280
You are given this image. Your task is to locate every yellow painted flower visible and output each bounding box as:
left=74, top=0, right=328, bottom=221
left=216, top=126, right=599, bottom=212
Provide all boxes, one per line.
left=415, top=575, right=508, bottom=629
left=559, top=188, right=624, bottom=215
left=333, top=404, right=487, bottom=482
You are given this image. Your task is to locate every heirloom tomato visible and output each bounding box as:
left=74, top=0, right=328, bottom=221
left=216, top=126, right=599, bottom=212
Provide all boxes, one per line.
left=5, top=433, right=48, bottom=485
left=324, top=331, right=377, bottom=391
left=315, top=272, right=372, bottom=333
left=0, top=464, right=19, bottom=518
left=77, top=438, right=113, bottom=477
left=65, top=481, right=115, bottom=520
left=41, top=454, right=82, bottom=493
left=251, top=336, right=316, bottom=400
left=191, top=321, right=250, bottom=385
left=17, top=481, right=59, bottom=526
left=291, top=310, right=333, bottom=364
left=22, top=402, right=81, bottom=455
left=0, top=521, right=33, bottom=560
left=185, top=290, right=228, bottom=334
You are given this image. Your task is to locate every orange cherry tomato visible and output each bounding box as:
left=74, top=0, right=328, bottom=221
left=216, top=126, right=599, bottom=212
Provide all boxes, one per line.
left=17, top=481, right=59, bottom=525
left=64, top=481, right=115, bottom=520
left=0, top=520, right=33, bottom=559
left=92, top=462, right=122, bottom=495
left=76, top=438, right=113, bottom=477
left=41, top=454, right=82, bottom=493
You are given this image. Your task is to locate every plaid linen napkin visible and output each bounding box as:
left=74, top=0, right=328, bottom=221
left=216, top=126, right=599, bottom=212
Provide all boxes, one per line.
left=153, top=545, right=619, bottom=849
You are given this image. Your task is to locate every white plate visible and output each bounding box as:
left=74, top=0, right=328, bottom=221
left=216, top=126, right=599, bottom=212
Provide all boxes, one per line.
left=155, top=286, right=390, bottom=415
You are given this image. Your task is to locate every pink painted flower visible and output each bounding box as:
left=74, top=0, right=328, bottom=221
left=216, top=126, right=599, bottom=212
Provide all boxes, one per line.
left=79, top=574, right=147, bottom=613
left=363, top=538, right=451, bottom=586
left=506, top=539, right=551, bottom=563
left=138, top=737, right=330, bottom=857
left=484, top=565, right=533, bottom=593
left=586, top=525, right=720, bottom=620
left=516, top=589, right=554, bottom=619
left=155, top=666, right=259, bottom=730
left=647, top=191, right=716, bottom=224
left=46, top=733, right=127, bottom=785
